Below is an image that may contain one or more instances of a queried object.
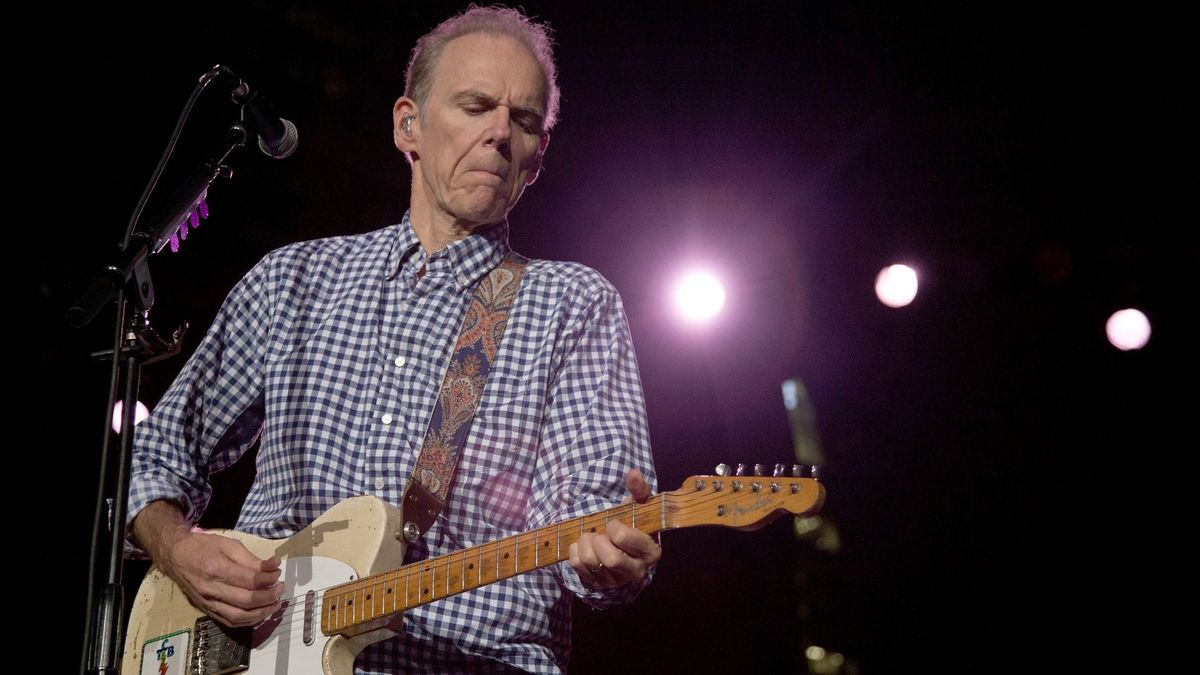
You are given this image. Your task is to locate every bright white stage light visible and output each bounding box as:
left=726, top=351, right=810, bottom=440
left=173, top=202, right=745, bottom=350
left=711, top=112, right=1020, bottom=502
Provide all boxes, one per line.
left=875, top=264, right=918, bottom=308
left=112, top=400, right=151, bottom=434
left=674, top=271, right=726, bottom=322
left=1106, top=308, right=1151, bottom=351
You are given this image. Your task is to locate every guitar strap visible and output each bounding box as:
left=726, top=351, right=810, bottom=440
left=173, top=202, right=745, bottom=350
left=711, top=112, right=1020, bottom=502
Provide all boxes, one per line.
left=399, top=251, right=530, bottom=543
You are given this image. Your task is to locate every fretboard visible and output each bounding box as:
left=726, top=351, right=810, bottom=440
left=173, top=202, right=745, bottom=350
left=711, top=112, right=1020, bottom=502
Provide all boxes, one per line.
left=320, top=494, right=667, bottom=635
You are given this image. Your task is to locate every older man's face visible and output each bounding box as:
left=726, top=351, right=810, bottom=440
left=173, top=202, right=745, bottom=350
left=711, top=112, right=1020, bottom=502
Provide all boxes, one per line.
left=407, top=32, right=549, bottom=231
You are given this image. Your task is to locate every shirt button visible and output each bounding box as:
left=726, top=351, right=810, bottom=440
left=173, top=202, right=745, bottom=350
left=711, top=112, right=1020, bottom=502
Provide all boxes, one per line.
left=381, top=413, right=394, bottom=425
left=374, top=477, right=386, bottom=490
left=394, top=356, right=406, bottom=368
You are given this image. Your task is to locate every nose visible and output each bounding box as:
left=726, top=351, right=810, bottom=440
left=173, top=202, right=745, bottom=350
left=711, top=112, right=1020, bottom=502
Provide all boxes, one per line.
left=483, top=106, right=512, bottom=153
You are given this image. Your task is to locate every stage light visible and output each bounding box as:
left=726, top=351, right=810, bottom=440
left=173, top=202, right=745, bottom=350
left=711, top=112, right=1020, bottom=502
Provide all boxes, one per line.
left=112, top=400, right=150, bottom=433
left=1106, top=308, right=1151, bottom=351
left=674, top=270, right=726, bottom=322
left=875, top=264, right=918, bottom=308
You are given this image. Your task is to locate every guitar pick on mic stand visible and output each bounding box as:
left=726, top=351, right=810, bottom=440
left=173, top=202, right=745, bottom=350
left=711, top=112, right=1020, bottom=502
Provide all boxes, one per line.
left=69, top=64, right=297, bottom=675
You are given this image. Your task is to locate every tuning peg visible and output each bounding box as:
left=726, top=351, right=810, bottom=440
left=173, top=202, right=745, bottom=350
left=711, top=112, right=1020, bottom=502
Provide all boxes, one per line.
left=753, top=463, right=765, bottom=476
left=790, top=464, right=822, bottom=480
left=715, top=463, right=730, bottom=476
left=735, top=463, right=746, bottom=476
left=773, top=463, right=785, bottom=477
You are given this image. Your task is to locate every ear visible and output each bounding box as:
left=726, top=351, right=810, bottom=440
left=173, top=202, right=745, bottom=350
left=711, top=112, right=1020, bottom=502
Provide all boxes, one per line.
left=526, top=132, right=550, bottom=185
left=392, top=96, right=419, bottom=154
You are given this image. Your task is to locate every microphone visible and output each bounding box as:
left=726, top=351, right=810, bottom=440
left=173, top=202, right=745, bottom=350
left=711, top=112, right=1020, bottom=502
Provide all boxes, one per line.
left=203, top=65, right=299, bottom=159
left=241, top=89, right=299, bottom=159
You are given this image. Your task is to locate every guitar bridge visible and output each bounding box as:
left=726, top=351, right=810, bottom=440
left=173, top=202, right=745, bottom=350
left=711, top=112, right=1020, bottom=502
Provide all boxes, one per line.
left=191, top=617, right=250, bottom=674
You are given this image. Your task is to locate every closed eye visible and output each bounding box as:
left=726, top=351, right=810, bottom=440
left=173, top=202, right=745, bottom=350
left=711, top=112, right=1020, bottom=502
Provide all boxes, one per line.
left=513, top=112, right=543, bottom=135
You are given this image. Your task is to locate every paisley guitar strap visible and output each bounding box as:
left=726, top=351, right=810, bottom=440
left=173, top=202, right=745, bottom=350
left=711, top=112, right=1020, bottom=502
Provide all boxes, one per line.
left=399, top=252, right=529, bottom=543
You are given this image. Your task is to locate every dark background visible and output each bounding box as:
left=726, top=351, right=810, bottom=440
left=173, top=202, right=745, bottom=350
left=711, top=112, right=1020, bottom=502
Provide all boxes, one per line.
left=19, top=2, right=1194, bottom=673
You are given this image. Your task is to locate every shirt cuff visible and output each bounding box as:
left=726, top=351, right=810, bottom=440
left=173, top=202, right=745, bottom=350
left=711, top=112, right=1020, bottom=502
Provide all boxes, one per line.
left=558, top=559, right=657, bottom=609
left=123, top=479, right=198, bottom=559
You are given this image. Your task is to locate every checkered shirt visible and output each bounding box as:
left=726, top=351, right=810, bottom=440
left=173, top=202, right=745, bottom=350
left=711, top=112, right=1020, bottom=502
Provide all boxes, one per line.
left=128, top=213, right=657, bottom=673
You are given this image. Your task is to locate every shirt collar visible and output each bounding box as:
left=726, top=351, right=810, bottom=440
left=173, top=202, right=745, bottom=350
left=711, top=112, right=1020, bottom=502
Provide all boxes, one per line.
left=388, top=211, right=510, bottom=290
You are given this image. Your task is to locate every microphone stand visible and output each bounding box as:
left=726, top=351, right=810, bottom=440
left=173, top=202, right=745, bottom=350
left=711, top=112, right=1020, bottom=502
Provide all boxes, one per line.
left=75, top=108, right=252, bottom=675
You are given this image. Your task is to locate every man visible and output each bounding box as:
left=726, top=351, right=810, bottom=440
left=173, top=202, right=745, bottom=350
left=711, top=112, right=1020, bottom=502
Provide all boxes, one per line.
left=128, top=6, right=660, bottom=673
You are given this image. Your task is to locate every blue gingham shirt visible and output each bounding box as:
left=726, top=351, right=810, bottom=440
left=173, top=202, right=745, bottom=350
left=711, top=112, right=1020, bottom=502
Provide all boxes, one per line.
left=129, top=213, right=657, bottom=673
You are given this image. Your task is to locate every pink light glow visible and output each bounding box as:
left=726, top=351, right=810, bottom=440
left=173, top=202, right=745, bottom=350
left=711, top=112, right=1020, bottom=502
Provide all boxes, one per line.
left=875, top=264, right=919, bottom=308
left=1105, top=308, right=1151, bottom=351
left=112, top=400, right=151, bottom=434
left=674, top=271, right=726, bottom=322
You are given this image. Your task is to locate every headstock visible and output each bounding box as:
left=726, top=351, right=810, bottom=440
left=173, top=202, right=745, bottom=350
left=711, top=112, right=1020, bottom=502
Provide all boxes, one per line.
left=664, top=464, right=825, bottom=530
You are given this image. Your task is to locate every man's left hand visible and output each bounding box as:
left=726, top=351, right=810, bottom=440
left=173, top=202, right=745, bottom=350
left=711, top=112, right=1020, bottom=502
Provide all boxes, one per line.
left=568, top=469, right=663, bottom=589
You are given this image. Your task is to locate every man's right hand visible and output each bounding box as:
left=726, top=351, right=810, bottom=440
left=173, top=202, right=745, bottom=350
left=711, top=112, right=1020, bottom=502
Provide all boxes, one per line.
left=132, top=500, right=284, bottom=627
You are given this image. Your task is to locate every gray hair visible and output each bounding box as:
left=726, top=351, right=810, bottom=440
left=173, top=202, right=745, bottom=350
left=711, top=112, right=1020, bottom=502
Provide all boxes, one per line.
left=405, top=4, right=561, bottom=131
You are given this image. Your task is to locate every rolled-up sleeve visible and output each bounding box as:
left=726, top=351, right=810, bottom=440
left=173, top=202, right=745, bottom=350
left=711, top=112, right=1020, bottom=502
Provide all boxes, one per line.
left=526, top=280, right=658, bottom=608
left=125, top=255, right=274, bottom=553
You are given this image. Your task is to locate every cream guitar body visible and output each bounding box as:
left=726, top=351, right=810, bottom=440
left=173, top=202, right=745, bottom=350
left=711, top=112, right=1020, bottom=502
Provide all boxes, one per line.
left=121, top=496, right=406, bottom=675
left=120, top=470, right=825, bottom=675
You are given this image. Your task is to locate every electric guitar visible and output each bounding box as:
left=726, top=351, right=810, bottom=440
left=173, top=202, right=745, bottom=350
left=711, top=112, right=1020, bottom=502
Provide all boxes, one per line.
left=121, top=467, right=825, bottom=675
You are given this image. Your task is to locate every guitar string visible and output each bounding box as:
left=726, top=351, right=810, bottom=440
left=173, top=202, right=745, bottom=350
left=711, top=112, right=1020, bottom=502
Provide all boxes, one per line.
left=200, top=496, right=666, bottom=614
left=191, top=483, right=783, bottom=637
left=187, top=502, right=652, bottom=647
left=185, top=519, right=624, bottom=659
left=181, top=486, right=801, bottom=658
left=191, top=483, right=794, bottom=634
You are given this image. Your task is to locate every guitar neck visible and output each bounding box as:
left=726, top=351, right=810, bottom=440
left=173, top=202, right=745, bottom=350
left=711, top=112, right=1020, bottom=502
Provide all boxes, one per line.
left=320, top=495, right=667, bottom=635
left=319, top=472, right=824, bottom=637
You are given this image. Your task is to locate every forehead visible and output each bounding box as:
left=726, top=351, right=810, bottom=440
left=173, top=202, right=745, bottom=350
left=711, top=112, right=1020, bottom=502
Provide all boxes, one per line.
left=430, top=32, right=548, bottom=111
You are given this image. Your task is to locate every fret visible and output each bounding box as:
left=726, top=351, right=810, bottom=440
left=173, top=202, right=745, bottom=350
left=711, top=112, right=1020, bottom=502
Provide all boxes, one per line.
left=385, top=573, right=396, bottom=615
left=375, top=576, right=385, bottom=620
left=366, top=577, right=377, bottom=621
left=340, top=583, right=350, bottom=629
left=475, top=542, right=483, bottom=589
left=418, top=564, right=426, bottom=602
left=408, top=567, right=418, bottom=608
left=321, top=589, right=332, bottom=633
left=498, top=538, right=513, bottom=578
left=403, top=568, right=412, bottom=610
left=535, top=524, right=550, bottom=567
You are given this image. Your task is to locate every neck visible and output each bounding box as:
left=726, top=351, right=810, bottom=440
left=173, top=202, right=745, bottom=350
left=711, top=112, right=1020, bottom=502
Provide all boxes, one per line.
left=408, top=207, right=472, bottom=254
left=407, top=175, right=499, bottom=254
